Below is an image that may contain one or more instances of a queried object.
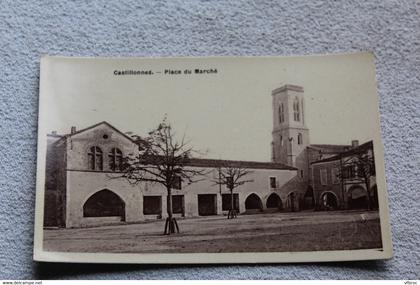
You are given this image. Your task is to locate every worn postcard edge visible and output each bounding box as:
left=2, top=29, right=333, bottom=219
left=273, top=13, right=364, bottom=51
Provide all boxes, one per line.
left=33, top=53, right=393, bottom=263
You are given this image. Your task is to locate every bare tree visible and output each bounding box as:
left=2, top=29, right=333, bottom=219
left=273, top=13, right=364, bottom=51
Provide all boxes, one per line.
left=119, top=118, right=206, bottom=235
left=212, top=162, right=253, bottom=219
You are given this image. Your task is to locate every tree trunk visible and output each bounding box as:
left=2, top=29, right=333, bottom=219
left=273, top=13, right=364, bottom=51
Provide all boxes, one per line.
left=230, top=189, right=234, bottom=212
left=164, top=187, right=179, bottom=235
left=228, top=187, right=237, bottom=219
left=167, top=187, right=173, bottom=220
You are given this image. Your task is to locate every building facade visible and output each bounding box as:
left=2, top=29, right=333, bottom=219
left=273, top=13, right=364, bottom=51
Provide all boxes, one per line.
left=44, top=84, right=378, bottom=228
left=44, top=122, right=299, bottom=228
left=269, top=84, right=377, bottom=212
left=310, top=141, right=378, bottom=211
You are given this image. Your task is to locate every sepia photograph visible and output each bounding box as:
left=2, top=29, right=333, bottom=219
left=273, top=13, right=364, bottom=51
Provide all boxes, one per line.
left=34, top=53, right=392, bottom=263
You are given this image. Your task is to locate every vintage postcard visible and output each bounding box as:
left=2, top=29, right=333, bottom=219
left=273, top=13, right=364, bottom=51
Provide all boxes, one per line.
left=34, top=53, right=392, bottom=263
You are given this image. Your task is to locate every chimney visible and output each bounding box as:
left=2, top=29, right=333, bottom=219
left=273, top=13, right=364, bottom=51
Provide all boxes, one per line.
left=351, top=140, right=359, bottom=148
left=71, top=126, right=76, bottom=134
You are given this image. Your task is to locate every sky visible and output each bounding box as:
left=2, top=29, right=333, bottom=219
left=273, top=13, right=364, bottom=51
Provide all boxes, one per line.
left=40, top=53, right=383, bottom=161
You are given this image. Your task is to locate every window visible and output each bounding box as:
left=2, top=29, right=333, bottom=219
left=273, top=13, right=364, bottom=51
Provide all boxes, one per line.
left=270, top=177, right=276, bottom=188
left=280, top=135, right=283, bottom=146
left=331, top=167, right=339, bottom=184
left=88, top=146, right=103, bottom=170
left=293, top=97, right=300, bottom=121
left=143, top=196, right=162, bottom=215
left=225, top=176, right=234, bottom=189
left=320, top=169, right=327, bottom=185
left=172, top=195, right=184, bottom=214
left=300, top=170, right=304, bottom=178
left=298, top=133, right=303, bottom=145
left=108, top=148, right=123, bottom=171
left=222, top=193, right=239, bottom=211
left=172, top=175, right=182, bottom=190
left=354, top=164, right=359, bottom=178
left=343, top=165, right=356, bottom=179
left=278, top=103, right=284, bottom=123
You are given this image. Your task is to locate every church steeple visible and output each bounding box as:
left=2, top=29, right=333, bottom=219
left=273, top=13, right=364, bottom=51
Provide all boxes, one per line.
left=271, top=84, right=309, bottom=170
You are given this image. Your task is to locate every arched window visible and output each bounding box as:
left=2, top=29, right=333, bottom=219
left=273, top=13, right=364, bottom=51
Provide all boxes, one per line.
left=298, top=133, right=303, bottom=145
left=278, top=103, right=284, bottom=123
left=108, top=148, right=123, bottom=171
left=88, top=146, right=103, bottom=170
left=293, top=98, right=300, bottom=121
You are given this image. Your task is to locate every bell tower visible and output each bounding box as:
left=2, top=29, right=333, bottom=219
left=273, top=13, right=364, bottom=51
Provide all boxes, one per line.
left=271, top=84, right=309, bottom=178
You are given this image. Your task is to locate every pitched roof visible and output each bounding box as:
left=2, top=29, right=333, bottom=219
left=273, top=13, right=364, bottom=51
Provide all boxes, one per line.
left=187, top=158, right=297, bottom=170
left=52, top=121, right=138, bottom=144
left=308, top=144, right=352, bottom=153
left=310, top=141, right=374, bottom=165
left=48, top=122, right=297, bottom=171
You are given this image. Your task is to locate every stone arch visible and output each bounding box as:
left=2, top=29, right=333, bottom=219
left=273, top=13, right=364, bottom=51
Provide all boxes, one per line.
left=245, top=193, right=263, bottom=212
left=320, top=191, right=338, bottom=210
left=266, top=193, right=283, bottom=210
left=83, top=189, right=126, bottom=221
left=347, top=185, right=368, bottom=210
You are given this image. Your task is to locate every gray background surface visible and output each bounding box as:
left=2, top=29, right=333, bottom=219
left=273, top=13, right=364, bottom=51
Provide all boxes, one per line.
left=0, top=0, right=419, bottom=279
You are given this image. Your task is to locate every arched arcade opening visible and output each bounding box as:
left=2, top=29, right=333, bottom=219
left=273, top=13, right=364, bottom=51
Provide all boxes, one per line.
left=266, top=193, right=283, bottom=210
left=83, top=189, right=126, bottom=221
left=320, top=192, right=338, bottom=210
left=245, top=193, right=263, bottom=212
